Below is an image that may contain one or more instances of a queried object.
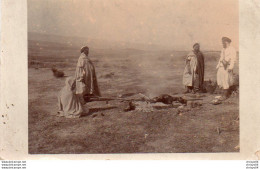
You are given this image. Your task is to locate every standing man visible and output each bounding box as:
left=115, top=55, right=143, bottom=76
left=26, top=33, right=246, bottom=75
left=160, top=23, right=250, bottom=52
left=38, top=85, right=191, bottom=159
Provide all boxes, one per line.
left=216, top=37, right=236, bottom=100
left=183, top=44, right=199, bottom=94
left=75, top=46, right=101, bottom=104
left=193, top=43, right=205, bottom=93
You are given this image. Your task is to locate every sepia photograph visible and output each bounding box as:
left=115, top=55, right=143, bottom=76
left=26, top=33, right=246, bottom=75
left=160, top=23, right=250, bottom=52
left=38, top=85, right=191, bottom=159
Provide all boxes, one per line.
left=28, top=0, right=239, bottom=154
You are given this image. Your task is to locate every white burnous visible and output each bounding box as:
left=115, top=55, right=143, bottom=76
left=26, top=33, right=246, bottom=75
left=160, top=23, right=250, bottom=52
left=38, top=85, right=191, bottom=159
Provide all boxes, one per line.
left=216, top=37, right=237, bottom=100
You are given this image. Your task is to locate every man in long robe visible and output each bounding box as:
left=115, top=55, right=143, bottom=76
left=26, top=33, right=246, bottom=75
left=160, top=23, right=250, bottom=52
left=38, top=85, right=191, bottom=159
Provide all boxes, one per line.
left=183, top=47, right=199, bottom=94
left=75, top=46, right=101, bottom=104
left=216, top=37, right=236, bottom=100
left=193, top=43, right=205, bottom=92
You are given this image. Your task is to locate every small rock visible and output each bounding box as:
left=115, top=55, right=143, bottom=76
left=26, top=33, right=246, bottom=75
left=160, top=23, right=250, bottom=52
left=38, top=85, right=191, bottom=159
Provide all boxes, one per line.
left=215, top=96, right=222, bottom=99
left=124, top=101, right=136, bottom=112
left=234, top=144, right=240, bottom=150
left=178, top=105, right=184, bottom=109
left=235, top=116, right=239, bottom=121
left=92, top=114, right=98, bottom=118
left=144, top=134, right=149, bottom=139
left=211, top=99, right=221, bottom=105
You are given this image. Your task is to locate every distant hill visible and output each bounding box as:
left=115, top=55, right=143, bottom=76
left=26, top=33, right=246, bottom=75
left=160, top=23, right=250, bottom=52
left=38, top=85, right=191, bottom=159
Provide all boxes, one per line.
left=28, top=32, right=167, bottom=51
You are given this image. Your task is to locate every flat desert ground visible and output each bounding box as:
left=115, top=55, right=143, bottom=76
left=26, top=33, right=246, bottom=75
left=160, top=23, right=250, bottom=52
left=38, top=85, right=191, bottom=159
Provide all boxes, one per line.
left=28, top=37, right=239, bottom=154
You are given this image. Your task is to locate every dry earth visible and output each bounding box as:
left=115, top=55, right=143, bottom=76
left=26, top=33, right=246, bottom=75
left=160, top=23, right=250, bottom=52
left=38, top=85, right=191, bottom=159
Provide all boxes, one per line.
left=28, top=42, right=239, bottom=154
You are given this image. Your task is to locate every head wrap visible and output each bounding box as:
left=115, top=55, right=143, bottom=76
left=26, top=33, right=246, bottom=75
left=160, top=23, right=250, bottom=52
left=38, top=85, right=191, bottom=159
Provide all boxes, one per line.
left=193, top=43, right=200, bottom=48
left=222, top=37, right=232, bottom=43
left=80, top=46, right=89, bottom=53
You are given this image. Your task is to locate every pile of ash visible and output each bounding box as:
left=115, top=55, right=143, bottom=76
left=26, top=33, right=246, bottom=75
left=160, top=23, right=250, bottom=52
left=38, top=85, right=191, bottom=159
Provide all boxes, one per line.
left=124, top=100, right=183, bottom=112
left=134, top=101, right=154, bottom=112
left=123, top=94, right=187, bottom=112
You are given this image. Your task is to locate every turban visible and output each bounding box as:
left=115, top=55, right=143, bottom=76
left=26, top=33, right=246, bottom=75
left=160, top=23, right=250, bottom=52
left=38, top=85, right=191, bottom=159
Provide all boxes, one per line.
left=193, top=43, right=200, bottom=48
left=222, top=37, right=232, bottom=43
left=80, top=46, right=89, bottom=53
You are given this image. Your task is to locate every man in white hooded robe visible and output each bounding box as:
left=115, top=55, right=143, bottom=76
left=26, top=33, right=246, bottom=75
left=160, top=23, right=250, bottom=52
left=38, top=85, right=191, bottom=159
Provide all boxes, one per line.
left=216, top=37, right=237, bottom=100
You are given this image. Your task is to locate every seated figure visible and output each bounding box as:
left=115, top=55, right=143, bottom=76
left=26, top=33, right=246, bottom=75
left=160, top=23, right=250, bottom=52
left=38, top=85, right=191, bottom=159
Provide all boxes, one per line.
left=57, top=77, right=88, bottom=118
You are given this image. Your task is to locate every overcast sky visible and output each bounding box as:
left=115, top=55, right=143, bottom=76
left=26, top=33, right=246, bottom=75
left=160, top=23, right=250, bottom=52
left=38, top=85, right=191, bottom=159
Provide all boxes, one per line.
left=28, top=0, right=238, bottom=50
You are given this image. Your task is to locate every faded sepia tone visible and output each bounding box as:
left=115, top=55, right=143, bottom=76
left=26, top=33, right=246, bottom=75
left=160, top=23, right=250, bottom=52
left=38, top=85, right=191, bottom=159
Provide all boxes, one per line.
left=28, top=0, right=238, bottom=50
left=1, top=0, right=260, bottom=160
left=27, top=0, right=239, bottom=154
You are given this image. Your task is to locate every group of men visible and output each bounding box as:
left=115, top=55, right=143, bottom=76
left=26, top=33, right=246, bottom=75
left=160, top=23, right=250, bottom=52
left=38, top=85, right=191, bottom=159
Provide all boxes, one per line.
left=183, top=37, right=237, bottom=100
left=77, top=37, right=237, bottom=103
left=57, top=36, right=237, bottom=118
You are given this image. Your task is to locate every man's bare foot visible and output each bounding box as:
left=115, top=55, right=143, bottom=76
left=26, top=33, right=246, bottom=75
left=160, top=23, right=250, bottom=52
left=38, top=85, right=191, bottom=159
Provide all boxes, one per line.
left=56, top=111, right=64, bottom=117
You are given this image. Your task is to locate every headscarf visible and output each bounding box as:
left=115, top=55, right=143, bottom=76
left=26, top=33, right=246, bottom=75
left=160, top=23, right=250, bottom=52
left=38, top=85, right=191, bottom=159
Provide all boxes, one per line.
left=222, top=37, right=232, bottom=43
left=80, top=46, right=89, bottom=53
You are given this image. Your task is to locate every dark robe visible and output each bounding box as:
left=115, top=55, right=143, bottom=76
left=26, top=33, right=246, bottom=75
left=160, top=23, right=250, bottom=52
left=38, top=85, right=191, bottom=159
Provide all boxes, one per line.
left=195, top=51, right=205, bottom=90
